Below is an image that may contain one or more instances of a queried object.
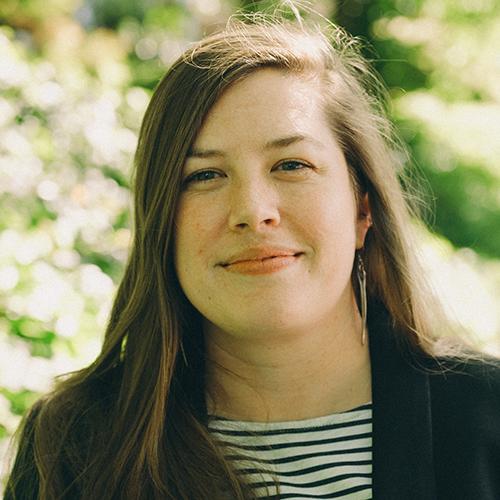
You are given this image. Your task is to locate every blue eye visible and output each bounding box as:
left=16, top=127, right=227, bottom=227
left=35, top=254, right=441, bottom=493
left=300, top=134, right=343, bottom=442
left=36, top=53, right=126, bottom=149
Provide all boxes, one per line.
left=276, top=160, right=309, bottom=172
left=183, top=160, right=311, bottom=187
left=184, top=170, right=222, bottom=185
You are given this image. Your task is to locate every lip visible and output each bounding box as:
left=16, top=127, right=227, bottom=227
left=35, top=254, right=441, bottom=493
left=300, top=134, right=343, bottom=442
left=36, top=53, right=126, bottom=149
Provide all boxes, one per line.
left=222, top=254, right=302, bottom=275
left=220, top=247, right=303, bottom=266
left=219, top=247, right=304, bottom=275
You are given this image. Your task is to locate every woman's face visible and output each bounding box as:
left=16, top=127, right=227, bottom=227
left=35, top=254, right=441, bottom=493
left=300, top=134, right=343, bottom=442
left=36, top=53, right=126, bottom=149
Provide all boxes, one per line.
left=174, top=68, right=370, bottom=341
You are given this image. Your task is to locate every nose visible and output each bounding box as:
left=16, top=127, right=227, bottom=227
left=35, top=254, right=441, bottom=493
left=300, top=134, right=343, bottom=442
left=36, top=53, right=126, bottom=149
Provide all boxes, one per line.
left=227, top=178, right=281, bottom=232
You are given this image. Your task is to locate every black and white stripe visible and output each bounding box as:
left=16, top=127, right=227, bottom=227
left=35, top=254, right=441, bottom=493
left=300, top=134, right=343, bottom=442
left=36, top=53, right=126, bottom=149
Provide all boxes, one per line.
left=208, top=403, right=372, bottom=499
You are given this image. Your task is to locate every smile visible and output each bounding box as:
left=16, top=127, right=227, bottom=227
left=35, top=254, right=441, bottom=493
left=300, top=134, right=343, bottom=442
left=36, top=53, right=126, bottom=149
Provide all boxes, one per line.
left=221, top=254, right=302, bottom=275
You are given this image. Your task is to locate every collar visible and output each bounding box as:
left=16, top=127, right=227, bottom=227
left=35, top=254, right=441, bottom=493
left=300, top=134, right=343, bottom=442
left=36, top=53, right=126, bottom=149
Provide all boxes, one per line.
left=368, top=302, right=437, bottom=500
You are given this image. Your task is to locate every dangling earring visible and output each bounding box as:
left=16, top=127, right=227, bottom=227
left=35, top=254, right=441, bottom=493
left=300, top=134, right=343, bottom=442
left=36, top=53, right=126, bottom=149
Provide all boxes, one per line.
left=356, top=252, right=367, bottom=345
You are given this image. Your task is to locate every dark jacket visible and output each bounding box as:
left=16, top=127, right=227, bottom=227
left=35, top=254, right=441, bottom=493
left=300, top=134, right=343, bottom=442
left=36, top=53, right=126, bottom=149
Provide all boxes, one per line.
left=369, top=303, right=500, bottom=500
left=5, top=303, right=500, bottom=499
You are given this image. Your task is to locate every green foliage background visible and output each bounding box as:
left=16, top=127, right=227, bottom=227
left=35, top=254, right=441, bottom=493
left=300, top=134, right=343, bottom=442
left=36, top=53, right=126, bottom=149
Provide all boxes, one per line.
left=1, top=0, right=499, bottom=489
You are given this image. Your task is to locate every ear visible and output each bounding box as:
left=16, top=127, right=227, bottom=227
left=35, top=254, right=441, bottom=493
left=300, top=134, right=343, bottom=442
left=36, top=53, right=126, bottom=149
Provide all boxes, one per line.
left=356, top=193, right=372, bottom=249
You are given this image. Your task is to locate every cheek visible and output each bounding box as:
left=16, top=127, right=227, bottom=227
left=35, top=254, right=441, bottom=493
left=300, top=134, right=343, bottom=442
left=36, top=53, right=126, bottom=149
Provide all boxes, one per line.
left=300, top=186, right=356, bottom=225
left=294, top=187, right=357, bottom=252
left=175, top=200, right=220, bottom=267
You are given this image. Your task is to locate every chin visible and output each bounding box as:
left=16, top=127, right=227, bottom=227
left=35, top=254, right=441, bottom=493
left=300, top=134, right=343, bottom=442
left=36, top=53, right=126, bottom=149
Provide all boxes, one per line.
left=225, top=307, right=312, bottom=337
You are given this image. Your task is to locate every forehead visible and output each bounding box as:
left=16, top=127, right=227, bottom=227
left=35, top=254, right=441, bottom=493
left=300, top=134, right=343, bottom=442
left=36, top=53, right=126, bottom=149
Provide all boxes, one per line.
left=192, top=68, right=334, bottom=151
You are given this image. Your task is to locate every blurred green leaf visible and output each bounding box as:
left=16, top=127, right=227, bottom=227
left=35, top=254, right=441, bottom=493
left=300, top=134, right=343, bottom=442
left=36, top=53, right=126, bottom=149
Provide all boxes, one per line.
left=0, top=388, right=40, bottom=416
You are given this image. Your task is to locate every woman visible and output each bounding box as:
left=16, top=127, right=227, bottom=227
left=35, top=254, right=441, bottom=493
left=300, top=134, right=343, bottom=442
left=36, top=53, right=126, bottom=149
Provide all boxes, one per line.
left=5, top=12, right=500, bottom=500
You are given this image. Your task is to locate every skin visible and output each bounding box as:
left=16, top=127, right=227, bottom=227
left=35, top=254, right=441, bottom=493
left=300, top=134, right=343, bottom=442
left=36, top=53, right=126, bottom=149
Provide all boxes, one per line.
left=174, top=68, right=372, bottom=422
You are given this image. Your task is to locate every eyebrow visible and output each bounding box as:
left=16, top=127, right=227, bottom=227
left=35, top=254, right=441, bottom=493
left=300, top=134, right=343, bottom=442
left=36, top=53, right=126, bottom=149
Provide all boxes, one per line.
left=186, top=134, right=323, bottom=159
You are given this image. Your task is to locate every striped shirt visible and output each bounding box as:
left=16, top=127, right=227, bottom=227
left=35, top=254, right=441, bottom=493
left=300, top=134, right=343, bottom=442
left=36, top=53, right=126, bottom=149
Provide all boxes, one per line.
left=208, top=403, right=373, bottom=499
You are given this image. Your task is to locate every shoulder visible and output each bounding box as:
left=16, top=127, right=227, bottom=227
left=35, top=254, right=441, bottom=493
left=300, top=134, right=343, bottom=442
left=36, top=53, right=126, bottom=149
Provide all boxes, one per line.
left=421, top=356, right=500, bottom=497
left=425, top=355, right=500, bottom=437
left=427, top=355, right=500, bottom=402
left=5, top=366, right=121, bottom=499
left=4, top=399, right=44, bottom=499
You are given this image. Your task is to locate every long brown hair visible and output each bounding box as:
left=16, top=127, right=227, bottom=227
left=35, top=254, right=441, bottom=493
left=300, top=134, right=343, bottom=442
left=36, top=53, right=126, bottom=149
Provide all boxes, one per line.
left=6, top=12, right=454, bottom=500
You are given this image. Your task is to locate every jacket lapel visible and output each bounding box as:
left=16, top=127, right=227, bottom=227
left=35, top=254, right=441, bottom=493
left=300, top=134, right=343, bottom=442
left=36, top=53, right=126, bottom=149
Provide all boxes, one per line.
left=368, top=303, right=437, bottom=500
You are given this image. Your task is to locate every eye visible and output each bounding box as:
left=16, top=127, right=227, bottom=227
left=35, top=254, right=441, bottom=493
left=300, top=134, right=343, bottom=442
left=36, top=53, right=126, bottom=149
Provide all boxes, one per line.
left=274, top=160, right=311, bottom=172
left=183, top=170, right=223, bottom=185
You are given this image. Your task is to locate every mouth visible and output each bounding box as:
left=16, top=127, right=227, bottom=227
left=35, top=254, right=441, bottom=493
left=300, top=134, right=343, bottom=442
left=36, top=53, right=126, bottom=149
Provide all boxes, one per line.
left=222, top=252, right=304, bottom=267
left=220, top=252, right=304, bottom=275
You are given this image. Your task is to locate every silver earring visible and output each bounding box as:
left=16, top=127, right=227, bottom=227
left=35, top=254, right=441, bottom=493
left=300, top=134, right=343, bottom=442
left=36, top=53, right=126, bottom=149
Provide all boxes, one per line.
left=356, top=253, right=367, bottom=345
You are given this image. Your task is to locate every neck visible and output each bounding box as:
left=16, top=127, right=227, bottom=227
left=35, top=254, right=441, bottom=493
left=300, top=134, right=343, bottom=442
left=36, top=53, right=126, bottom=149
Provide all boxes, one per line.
left=204, top=294, right=371, bottom=422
